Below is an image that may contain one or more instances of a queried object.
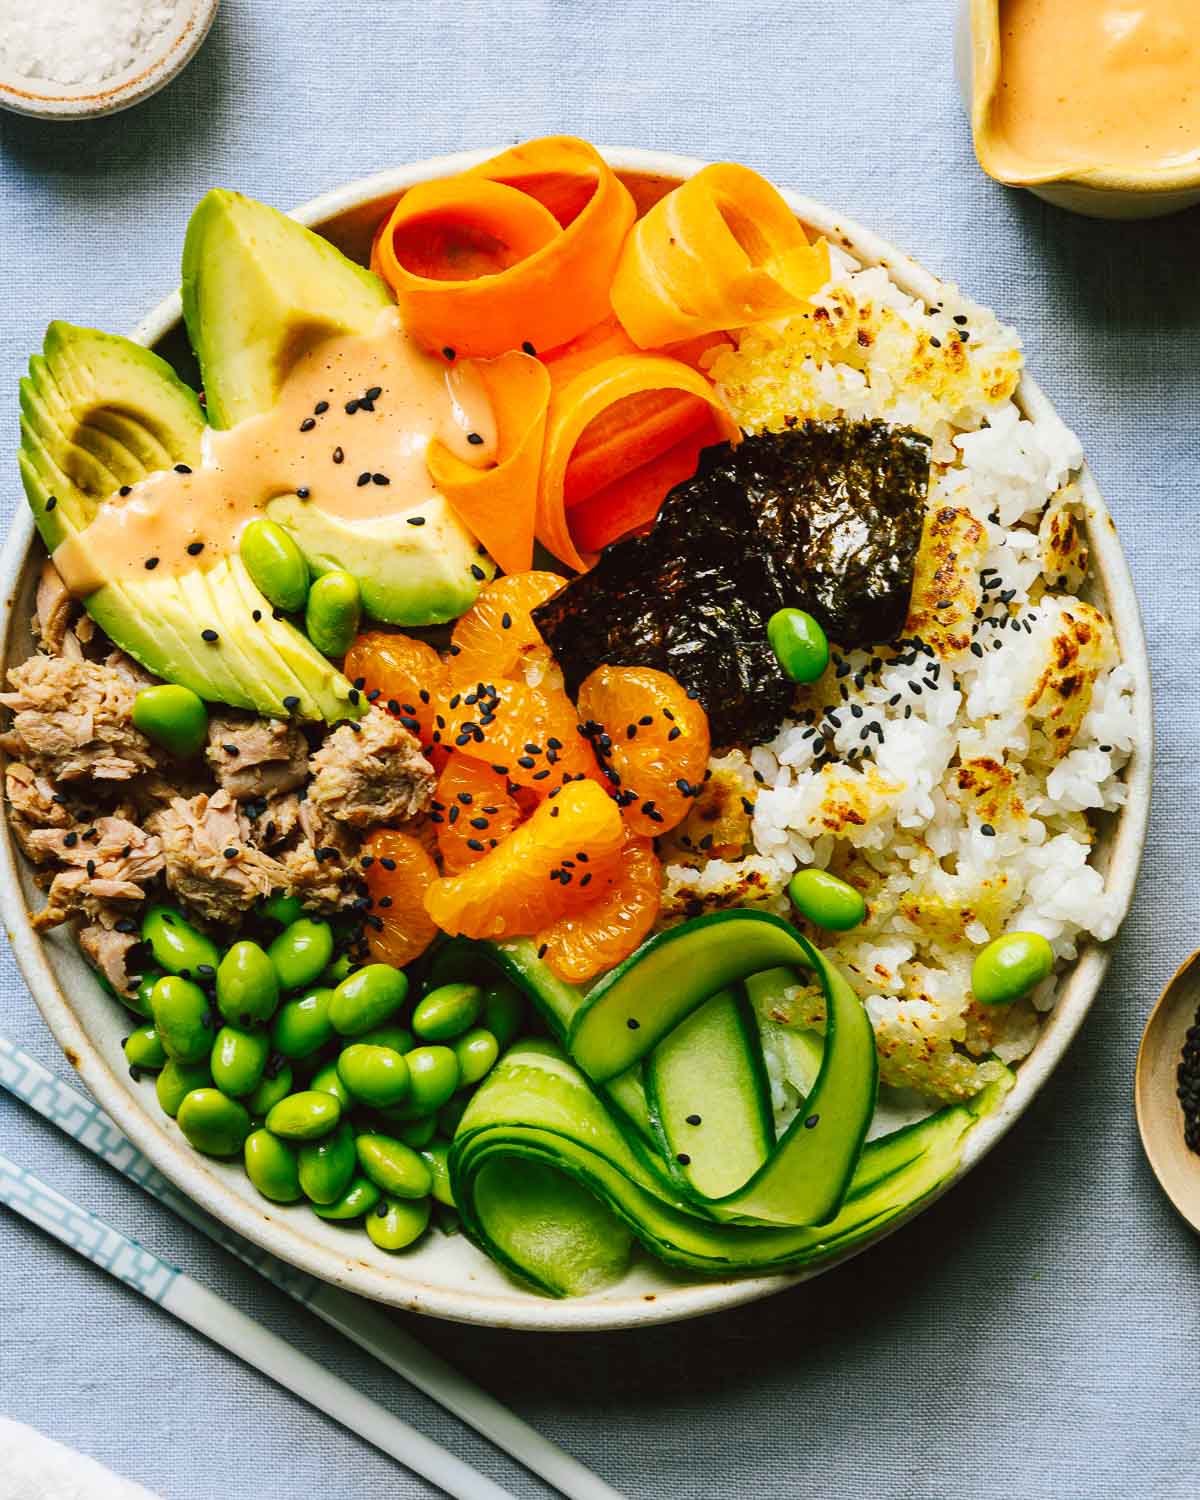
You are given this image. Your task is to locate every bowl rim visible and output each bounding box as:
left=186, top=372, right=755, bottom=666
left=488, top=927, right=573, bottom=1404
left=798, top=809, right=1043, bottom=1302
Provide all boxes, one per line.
left=964, top=0, right=1200, bottom=194
left=0, top=144, right=1154, bottom=1331
left=0, top=0, right=218, bottom=120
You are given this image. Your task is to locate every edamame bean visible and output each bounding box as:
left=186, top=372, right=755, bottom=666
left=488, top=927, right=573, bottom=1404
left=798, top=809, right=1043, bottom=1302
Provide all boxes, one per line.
left=313, top=1176, right=381, bottom=1221
left=156, top=1058, right=210, bottom=1118
left=216, top=940, right=279, bottom=1025
left=309, top=1060, right=352, bottom=1111
left=210, top=1024, right=270, bottom=1098
left=298, top=1121, right=357, bottom=1205
left=305, top=570, right=361, bottom=659
left=437, top=1094, right=470, bottom=1139
left=124, top=1024, right=166, bottom=1072
left=141, top=904, right=219, bottom=978
left=269, top=919, right=334, bottom=994
left=246, top=1060, right=293, bottom=1117
left=177, top=1088, right=250, bottom=1157
left=265, top=1089, right=342, bottom=1140
left=355, top=1133, right=433, bottom=1199
left=270, top=987, right=335, bottom=1059
left=240, top=518, right=309, bottom=615
left=132, top=684, right=209, bottom=758
left=121, top=967, right=163, bottom=1020
left=971, top=932, right=1054, bottom=1006
left=357, top=1022, right=414, bottom=1055
left=453, top=1027, right=499, bottom=1088
left=329, top=964, right=407, bottom=1037
left=397, top=1115, right=436, bottom=1149
left=787, top=868, right=866, bottom=932
left=366, top=1196, right=431, bottom=1252
left=420, top=1142, right=455, bottom=1208
left=481, top=978, right=524, bottom=1051
left=767, top=608, right=830, bottom=684
left=412, top=982, right=481, bottom=1042
left=320, top=954, right=353, bottom=987
left=260, top=890, right=304, bottom=927
left=337, top=1044, right=410, bottom=1108
left=400, top=1046, right=459, bottom=1118
left=244, top=1128, right=303, bottom=1203
left=150, top=976, right=215, bottom=1064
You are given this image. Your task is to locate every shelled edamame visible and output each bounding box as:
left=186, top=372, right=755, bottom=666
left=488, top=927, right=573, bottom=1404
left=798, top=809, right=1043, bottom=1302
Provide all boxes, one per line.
left=119, top=903, right=526, bottom=1256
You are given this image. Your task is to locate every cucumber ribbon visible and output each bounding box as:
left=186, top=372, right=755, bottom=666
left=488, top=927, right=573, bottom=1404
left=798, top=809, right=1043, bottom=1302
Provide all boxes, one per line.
left=446, top=911, right=1013, bottom=1296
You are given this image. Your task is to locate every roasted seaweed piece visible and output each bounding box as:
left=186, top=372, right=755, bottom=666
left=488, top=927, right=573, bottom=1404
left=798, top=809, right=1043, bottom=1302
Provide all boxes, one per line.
left=535, top=419, right=929, bottom=747
left=690, top=420, right=931, bottom=646
left=535, top=483, right=793, bottom=746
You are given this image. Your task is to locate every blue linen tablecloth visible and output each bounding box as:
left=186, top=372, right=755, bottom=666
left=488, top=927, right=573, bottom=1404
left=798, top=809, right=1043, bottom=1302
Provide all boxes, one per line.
left=1, top=2, right=1198, bottom=1495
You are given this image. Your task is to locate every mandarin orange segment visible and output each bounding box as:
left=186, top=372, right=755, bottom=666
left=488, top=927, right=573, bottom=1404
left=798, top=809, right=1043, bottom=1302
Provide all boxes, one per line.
left=448, top=571, right=567, bottom=685
left=433, top=755, right=524, bottom=873
left=432, top=677, right=600, bottom=792
left=362, top=829, right=440, bottom=967
left=344, top=632, right=449, bottom=751
left=576, top=664, right=711, bottom=837
left=423, top=778, right=625, bottom=939
left=535, top=836, right=662, bottom=983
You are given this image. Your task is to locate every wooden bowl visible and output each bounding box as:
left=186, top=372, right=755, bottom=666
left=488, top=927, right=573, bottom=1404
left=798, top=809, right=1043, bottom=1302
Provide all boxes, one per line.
left=0, top=148, right=1155, bottom=1330
left=1136, top=953, right=1200, bottom=1233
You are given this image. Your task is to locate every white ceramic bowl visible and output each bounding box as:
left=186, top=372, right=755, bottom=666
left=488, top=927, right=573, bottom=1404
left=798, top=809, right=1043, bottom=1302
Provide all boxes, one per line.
left=955, top=0, right=1200, bottom=220
left=0, top=0, right=218, bottom=121
left=0, top=149, right=1154, bottom=1330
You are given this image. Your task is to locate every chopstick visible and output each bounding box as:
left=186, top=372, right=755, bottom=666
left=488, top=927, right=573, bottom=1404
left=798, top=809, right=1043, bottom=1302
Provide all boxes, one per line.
left=0, top=1148, right=518, bottom=1500
left=0, top=1038, right=624, bottom=1500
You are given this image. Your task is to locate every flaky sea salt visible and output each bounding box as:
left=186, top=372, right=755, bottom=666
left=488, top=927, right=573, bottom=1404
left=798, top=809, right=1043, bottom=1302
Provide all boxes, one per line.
left=0, top=0, right=188, bottom=89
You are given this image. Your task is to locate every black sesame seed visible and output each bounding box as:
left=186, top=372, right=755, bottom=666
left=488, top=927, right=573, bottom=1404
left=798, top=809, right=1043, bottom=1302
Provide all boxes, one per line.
left=407, top=515, right=426, bottom=526
left=186, top=541, right=204, bottom=555
left=981, top=823, right=996, bottom=837
left=676, top=1153, right=691, bottom=1166
left=357, top=471, right=372, bottom=486
left=201, top=628, right=219, bottom=642
left=470, top=564, right=486, bottom=581
left=466, top=432, right=484, bottom=446
left=300, top=416, right=316, bottom=432
left=685, top=1114, right=702, bottom=1126
left=174, top=463, right=192, bottom=474
left=296, top=487, right=310, bottom=500
left=804, top=1114, right=820, bottom=1129
left=372, top=472, right=390, bottom=486
left=332, top=446, right=344, bottom=464
left=283, top=695, right=300, bottom=711
left=522, top=341, right=537, bottom=356
left=626, top=1018, right=640, bottom=1030
left=45, top=495, right=57, bottom=511
left=145, top=557, right=159, bottom=570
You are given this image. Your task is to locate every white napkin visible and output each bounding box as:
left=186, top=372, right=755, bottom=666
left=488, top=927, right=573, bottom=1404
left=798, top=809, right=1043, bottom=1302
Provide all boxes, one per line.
left=0, top=1419, right=161, bottom=1500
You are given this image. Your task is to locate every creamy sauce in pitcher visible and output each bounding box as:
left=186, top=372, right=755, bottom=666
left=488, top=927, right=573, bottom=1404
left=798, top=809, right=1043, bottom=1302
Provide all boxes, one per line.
left=55, top=309, right=497, bottom=596
left=985, top=0, right=1200, bottom=178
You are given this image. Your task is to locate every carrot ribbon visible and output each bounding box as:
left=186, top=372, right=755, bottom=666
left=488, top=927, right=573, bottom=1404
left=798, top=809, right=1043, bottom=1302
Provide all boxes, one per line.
left=535, top=352, right=740, bottom=572
left=373, top=137, right=636, bottom=359
left=610, top=162, right=831, bottom=347
left=426, top=351, right=550, bottom=576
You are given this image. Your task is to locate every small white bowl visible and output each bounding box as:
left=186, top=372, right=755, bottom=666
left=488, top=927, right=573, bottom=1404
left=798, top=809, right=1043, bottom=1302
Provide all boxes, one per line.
left=0, top=0, right=218, bottom=120
left=0, top=150, right=1154, bottom=1331
left=956, top=0, right=1200, bottom=220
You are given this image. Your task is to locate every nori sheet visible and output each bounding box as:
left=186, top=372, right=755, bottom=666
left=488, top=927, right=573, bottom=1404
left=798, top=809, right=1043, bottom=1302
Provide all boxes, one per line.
left=534, top=419, right=930, bottom=747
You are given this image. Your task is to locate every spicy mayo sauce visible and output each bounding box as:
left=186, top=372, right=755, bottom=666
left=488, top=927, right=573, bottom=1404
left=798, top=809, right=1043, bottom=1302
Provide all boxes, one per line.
left=55, top=310, right=497, bottom=596
left=985, top=0, right=1200, bottom=179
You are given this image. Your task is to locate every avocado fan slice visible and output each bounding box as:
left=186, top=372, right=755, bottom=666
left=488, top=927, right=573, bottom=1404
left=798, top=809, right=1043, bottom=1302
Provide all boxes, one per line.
left=18, top=321, right=360, bottom=723
left=182, top=188, right=490, bottom=626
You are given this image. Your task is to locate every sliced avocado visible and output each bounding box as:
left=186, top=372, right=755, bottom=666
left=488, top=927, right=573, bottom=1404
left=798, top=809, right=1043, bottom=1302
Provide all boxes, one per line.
left=182, top=189, right=392, bottom=429
left=268, top=492, right=492, bottom=627
left=182, top=190, right=489, bottom=623
left=19, top=323, right=207, bottom=549
left=18, top=322, right=360, bottom=723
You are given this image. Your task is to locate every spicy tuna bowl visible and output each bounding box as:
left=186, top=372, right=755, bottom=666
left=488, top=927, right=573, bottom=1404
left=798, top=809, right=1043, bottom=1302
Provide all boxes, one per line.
left=0, top=142, right=1151, bottom=1330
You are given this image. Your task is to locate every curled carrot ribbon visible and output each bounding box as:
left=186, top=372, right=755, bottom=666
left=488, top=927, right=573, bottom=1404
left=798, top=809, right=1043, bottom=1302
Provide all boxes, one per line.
left=426, top=351, right=550, bottom=576
left=535, top=352, right=740, bottom=572
left=610, top=162, right=831, bottom=347
left=373, top=137, right=636, bottom=359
